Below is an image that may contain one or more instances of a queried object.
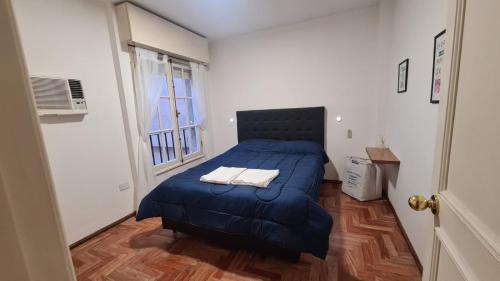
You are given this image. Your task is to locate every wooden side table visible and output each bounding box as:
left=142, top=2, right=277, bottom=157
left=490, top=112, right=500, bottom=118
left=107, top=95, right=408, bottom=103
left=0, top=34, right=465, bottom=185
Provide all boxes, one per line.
left=366, top=147, right=400, bottom=165
left=365, top=147, right=400, bottom=198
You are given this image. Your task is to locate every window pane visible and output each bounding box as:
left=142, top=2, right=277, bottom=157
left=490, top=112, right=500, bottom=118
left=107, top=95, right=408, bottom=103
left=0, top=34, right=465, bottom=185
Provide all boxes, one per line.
left=190, top=127, right=200, bottom=154
left=173, top=67, right=187, bottom=98
left=176, top=98, right=195, bottom=127
left=180, top=128, right=189, bottom=156
left=151, top=109, right=160, bottom=131
left=163, top=131, right=176, bottom=162
left=173, top=67, right=193, bottom=98
left=173, top=67, right=182, bottom=78
left=184, top=70, right=192, bottom=98
left=150, top=134, right=162, bottom=165
left=180, top=127, right=200, bottom=156
left=159, top=98, right=173, bottom=129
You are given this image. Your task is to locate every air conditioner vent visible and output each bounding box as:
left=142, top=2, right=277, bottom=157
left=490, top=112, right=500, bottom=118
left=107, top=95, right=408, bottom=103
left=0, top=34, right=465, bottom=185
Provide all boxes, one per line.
left=30, top=76, right=88, bottom=116
left=30, top=77, right=72, bottom=110
left=68, top=79, right=84, bottom=99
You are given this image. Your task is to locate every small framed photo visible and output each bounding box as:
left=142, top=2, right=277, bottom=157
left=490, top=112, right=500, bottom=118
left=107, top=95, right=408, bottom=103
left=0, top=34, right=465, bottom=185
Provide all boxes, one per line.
left=398, top=59, right=409, bottom=93
left=431, top=30, right=446, bottom=103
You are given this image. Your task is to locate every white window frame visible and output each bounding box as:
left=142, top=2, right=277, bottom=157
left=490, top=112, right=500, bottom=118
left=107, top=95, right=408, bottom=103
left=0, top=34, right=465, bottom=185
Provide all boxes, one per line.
left=150, top=58, right=204, bottom=175
left=171, top=61, right=203, bottom=161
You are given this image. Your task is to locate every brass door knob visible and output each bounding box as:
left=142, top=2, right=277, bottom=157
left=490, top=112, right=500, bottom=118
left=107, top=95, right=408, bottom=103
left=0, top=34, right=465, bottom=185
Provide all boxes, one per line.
left=408, top=195, right=439, bottom=215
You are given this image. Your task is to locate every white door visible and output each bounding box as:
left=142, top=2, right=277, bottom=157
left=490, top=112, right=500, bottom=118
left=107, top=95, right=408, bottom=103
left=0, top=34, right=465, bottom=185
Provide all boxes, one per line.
left=408, top=0, right=500, bottom=280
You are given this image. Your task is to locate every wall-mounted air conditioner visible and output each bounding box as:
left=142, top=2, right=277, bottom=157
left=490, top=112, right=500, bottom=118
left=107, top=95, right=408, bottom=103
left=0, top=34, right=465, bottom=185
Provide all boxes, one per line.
left=30, top=76, right=88, bottom=116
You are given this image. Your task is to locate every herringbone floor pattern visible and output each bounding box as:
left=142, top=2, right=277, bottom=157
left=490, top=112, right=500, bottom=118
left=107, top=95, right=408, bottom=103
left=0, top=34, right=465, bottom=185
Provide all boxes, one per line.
left=71, top=182, right=421, bottom=280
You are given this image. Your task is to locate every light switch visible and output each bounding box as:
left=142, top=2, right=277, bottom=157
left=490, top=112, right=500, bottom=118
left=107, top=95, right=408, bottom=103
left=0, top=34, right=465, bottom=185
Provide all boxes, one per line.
left=347, top=129, right=352, bottom=139
left=118, top=182, right=130, bottom=191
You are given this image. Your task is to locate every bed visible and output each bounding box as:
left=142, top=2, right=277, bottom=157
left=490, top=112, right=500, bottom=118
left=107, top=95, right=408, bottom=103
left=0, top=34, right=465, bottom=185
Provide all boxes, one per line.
left=136, top=107, right=333, bottom=260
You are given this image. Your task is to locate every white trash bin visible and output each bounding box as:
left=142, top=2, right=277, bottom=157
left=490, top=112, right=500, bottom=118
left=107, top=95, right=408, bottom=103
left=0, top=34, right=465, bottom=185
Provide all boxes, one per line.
left=342, top=156, right=382, bottom=201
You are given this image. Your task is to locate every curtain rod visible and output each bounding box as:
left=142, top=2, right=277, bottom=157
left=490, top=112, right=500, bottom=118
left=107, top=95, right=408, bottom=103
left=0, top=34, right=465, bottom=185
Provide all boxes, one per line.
left=127, top=43, right=209, bottom=67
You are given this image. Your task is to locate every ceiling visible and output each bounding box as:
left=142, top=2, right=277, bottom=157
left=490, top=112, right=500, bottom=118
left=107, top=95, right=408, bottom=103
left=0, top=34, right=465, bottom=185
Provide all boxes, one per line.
left=111, top=0, right=379, bottom=40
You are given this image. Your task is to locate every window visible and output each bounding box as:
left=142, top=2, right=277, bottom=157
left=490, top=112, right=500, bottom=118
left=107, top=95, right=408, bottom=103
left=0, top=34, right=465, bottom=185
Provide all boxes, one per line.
left=149, top=59, right=203, bottom=172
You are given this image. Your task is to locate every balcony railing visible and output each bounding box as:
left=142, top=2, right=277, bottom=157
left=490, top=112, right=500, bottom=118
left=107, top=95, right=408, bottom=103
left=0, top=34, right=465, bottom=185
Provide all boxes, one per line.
left=149, top=129, right=175, bottom=166
left=179, top=124, right=199, bottom=156
left=148, top=125, right=200, bottom=166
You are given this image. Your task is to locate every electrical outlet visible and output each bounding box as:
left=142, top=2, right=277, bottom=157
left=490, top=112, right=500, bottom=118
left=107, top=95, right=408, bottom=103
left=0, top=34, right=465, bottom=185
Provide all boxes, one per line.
left=347, top=129, right=352, bottom=139
left=118, top=182, right=130, bottom=191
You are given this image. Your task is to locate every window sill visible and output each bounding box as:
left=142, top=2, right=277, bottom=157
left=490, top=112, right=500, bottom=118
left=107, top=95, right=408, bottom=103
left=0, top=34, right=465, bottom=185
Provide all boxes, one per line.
left=154, top=154, right=205, bottom=176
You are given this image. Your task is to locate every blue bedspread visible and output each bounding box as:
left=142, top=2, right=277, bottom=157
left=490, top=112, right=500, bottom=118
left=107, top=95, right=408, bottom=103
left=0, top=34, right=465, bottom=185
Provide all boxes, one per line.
left=136, top=139, right=333, bottom=259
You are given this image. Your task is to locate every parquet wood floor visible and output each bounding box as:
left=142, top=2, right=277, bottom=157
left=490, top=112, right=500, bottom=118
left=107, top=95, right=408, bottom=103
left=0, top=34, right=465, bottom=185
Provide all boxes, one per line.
left=71, top=182, right=421, bottom=280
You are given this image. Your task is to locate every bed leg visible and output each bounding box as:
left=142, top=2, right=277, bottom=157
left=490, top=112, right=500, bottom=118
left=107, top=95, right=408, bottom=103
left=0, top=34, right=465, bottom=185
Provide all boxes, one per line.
left=162, top=217, right=179, bottom=238
left=161, top=217, right=168, bottom=229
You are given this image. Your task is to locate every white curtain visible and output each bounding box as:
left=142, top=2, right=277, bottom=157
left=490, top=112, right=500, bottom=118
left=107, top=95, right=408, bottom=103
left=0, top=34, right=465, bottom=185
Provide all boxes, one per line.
left=132, top=48, right=169, bottom=208
left=190, top=62, right=208, bottom=130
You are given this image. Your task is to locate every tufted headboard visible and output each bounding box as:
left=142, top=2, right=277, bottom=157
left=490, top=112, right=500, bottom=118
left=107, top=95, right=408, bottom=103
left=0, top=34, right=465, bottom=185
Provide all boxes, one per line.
left=236, top=107, right=325, bottom=148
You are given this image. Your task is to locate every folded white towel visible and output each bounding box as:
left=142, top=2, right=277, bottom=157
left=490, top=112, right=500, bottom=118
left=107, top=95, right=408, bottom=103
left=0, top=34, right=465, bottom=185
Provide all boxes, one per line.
left=230, top=169, right=280, bottom=188
left=200, top=166, right=246, bottom=184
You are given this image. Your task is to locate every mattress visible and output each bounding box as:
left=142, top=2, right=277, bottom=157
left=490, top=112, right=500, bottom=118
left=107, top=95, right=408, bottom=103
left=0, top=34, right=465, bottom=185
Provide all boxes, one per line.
left=136, top=139, right=333, bottom=258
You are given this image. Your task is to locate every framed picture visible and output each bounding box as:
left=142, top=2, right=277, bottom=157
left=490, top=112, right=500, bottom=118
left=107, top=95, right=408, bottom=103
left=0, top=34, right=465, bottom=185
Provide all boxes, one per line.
left=431, top=30, right=446, bottom=103
left=398, top=59, right=409, bottom=93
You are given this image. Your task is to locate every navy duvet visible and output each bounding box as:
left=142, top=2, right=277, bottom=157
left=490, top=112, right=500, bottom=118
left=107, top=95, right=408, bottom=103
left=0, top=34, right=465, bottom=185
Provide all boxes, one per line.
left=136, top=139, right=333, bottom=259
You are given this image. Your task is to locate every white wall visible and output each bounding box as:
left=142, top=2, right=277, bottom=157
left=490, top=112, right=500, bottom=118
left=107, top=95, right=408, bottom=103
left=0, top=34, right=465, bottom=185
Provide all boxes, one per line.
left=12, top=0, right=135, bottom=245
left=208, top=6, right=381, bottom=180
left=376, top=0, right=447, bottom=274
